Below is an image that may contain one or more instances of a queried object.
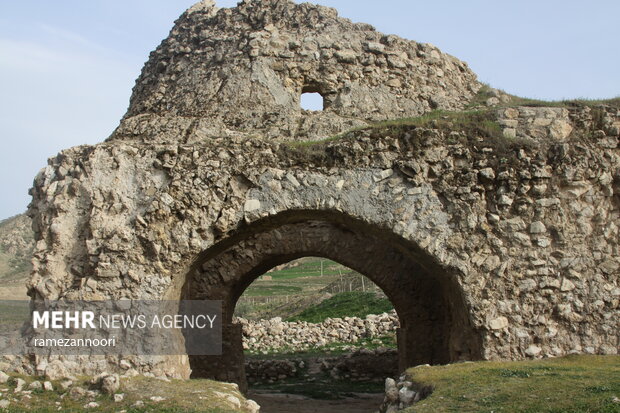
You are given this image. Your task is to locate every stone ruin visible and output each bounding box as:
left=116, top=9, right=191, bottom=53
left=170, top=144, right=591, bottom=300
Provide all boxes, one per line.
left=23, top=0, right=619, bottom=392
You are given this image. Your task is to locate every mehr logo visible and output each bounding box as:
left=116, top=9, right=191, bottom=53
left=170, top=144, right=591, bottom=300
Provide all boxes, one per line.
left=32, top=310, right=218, bottom=329
left=33, top=311, right=96, bottom=329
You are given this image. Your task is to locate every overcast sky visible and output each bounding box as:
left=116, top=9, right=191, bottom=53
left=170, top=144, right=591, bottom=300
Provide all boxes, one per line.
left=1, top=0, right=619, bottom=219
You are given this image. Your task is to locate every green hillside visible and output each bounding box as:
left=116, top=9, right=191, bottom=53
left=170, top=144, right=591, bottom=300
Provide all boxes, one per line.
left=235, top=257, right=389, bottom=320
left=287, top=291, right=393, bottom=323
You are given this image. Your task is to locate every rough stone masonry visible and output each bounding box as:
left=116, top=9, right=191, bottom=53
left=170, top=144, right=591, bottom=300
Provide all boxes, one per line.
left=19, top=0, right=619, bottom=391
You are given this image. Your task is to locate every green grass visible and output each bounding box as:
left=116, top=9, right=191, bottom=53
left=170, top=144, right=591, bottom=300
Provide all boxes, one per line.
left=236, top=258, right=381, bottom=320
left=289, top=108, right=503, bottom=147
left=468, top=84, right=620, bottom=110
left=287, top=291, right=393, bottom=323
left=406, top=355, right=620, bottom=413
left=237, top=259, right=336, bottom=312
left=506, top=95, right=620, bottom=109
left=277, top=90, right=620, bottom=173
left=369, top=109, right=500, bottom=134
left=282, top=108, right=531, bottom=169
left=288, top=89, right=620, bottom=149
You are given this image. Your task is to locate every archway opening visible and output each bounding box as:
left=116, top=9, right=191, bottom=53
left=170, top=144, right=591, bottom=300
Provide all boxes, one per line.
left=235, top=257, right=398, bottom=406
left=234, top=257, right=392, bottom=320
left=180, top=210, right=481, bottom=394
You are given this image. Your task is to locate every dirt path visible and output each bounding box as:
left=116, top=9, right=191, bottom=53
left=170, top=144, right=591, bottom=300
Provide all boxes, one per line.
left=248, top=391, right=384, bottom=413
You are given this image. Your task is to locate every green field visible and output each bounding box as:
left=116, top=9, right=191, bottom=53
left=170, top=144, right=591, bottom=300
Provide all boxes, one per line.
left=287, top=291, right=393, bottom=323
left=235, top=257, right=388, bottom=320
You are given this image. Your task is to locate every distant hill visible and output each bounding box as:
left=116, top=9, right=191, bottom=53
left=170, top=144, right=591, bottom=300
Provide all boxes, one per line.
left=0, top=213, right=33, bottom=299
left=234, top=257, right=391, bottom=321
left=287, top=291, right=393, bottom=323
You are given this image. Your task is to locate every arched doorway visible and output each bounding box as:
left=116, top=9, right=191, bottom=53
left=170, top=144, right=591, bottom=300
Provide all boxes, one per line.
left=181, top=210, right=481, bottom=391
left=237, top=256, right=398, bottom=405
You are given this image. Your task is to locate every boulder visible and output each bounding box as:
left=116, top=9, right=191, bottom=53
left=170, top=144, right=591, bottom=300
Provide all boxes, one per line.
left=100, top=374, right=121, bottom=395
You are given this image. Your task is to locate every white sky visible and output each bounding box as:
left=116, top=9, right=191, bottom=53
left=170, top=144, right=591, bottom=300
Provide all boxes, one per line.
left=1, top=0, right=619, bottom=219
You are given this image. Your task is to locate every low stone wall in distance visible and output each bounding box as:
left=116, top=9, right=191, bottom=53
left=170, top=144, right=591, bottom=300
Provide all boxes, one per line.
left=236, top=312, right=399, bottom=353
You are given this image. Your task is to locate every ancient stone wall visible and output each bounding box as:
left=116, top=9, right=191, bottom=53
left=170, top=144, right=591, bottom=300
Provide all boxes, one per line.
left=20, top=0, right=619, bottom=387
left=238, top=312, right=398, bottom=352
left=24, top=102, right=620, bottom=381
left=246, top=347, right=398, bottom=385
left=111, top=0, right=479, bottom=143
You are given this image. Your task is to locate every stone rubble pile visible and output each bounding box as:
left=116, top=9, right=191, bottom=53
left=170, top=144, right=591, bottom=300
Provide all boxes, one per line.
left=245, top=358, right=299, bottom=383
left=379, top=374, right=431, bottom=413
left=326, top=347, right=398, bottom=381
left=0, top=369, right=259, bottom=413
left=236, top=311, right=399, bottom=352
left=0, top=370, right=119, bottom=410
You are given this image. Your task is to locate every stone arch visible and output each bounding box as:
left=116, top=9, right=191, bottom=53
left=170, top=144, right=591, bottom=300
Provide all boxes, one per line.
left=179, top=209, right=482, bottom=390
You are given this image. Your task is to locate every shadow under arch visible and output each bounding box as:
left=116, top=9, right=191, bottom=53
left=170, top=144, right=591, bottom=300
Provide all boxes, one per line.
left=179, top=209, right=482, bottom=390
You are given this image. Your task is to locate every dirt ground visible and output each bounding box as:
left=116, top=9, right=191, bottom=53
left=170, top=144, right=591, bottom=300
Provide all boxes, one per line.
left=248, top=391, right=384, bottom=413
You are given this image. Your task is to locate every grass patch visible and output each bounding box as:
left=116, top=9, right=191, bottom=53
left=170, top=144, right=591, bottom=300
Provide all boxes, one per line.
left=281, top=103, right=590, bottom=172
left=468, top=84, right=620, bottom=110
left=406, top=355, right=620, bottom=413
left=0, top=374, right=246, bottom=412
left=369, top=109, right=501, bottom=136
left=300, top=109, right=504, bottom=146
left=507, top=95, right=620, bottom=109
left=286, top=291, right=393, bottom=323
left=497, top=368, right=532, bottom=378
left=282, top=108, right=531, bottom=167
left=286, top=90, right=620, bottom=154
left=236, top=258, right=383, bottom=320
